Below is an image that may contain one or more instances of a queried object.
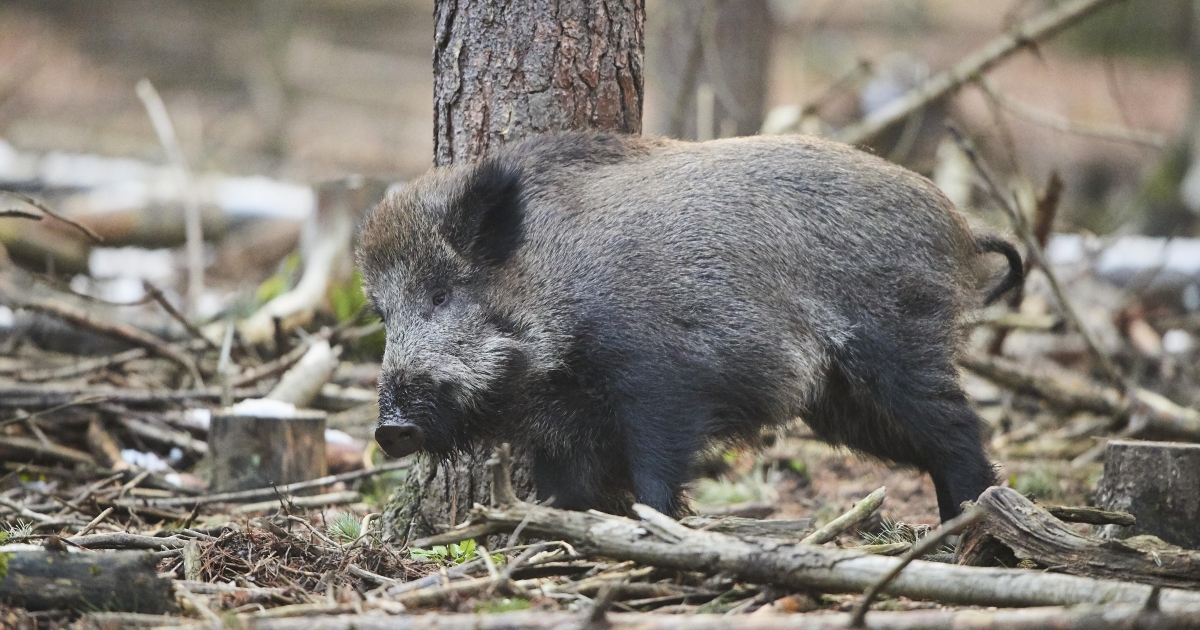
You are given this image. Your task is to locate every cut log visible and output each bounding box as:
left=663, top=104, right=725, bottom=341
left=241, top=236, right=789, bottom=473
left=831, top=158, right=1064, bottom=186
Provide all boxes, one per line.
left=957, top=486, right=1200, bottom=588
left=1094, top=440, right=1200, bottom=549
left=208, top=408, right=327, bottom=492
left=0, top=548, right=175, bottom=613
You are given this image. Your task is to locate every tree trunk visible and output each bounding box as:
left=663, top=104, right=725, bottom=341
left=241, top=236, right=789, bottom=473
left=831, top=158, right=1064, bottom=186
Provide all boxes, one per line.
left=649, top=0, right=770, bottom=140
left=432, top=0, right=644, bottom=167
left=384, top=0, right=645, bottom=543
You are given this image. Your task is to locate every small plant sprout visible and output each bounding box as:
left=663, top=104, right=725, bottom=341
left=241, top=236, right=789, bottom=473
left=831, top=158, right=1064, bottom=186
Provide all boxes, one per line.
left=326, top=512, right=362, bottom=544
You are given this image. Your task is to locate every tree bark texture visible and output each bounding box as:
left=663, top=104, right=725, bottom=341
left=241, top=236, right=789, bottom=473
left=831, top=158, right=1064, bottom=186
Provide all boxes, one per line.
left=650, top=0, right=770, bottom=140
left=230, top=607, right=1200, bottom=630
left=957, top=487, right=1200, bottom=589
left=1094, top=440, right=1200, bottom=549
left=434, top=495, right=1200, bottom=612
left=432, top=0, right=645, bottom=167
left=209, top=409, right=327, bottom=493
left=0, top=550, right=175, bottom=613
left=385, top=0, right=645, bottom=543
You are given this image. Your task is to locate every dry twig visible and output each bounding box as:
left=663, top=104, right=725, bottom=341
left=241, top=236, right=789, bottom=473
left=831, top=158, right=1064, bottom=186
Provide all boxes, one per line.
left=800, top=486, right=885, bottom=545
left=836, top=0, right=1125, bottom=145
left=4, top=295, right=204, bottom=386
left=950, top=127, right=1128, bottom=392
left=0, top=190, right=104, bottom=243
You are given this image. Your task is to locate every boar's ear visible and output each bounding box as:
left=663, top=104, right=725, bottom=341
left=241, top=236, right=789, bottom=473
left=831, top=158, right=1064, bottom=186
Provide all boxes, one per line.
left=445, top=158, right=524, bottom=266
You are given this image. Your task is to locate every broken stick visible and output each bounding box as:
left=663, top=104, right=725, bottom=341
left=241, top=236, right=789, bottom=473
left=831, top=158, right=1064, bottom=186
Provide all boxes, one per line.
left=434, top=449, right=1200, bottom=612
left=5, top=295, right=203, bottom=385
left=836, top=0, right=1124, bottom=146
left=800, top=486, right=885, bottom=545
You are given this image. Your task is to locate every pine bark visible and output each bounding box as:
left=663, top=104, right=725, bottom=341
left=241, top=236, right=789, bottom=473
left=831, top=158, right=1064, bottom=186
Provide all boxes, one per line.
left=432, top=0, right=644, bottom=167
left=1094, top=440, right=1200, bottom=549
left=384, top=0, right=645, bottom=543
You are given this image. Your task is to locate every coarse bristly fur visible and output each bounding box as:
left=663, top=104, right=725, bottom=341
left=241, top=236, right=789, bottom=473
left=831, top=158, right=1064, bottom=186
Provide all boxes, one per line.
left=357, top=131, right=1022, bottom=522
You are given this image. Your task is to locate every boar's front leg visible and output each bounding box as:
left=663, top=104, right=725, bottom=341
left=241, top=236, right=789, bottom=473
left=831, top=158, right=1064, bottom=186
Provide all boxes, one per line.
left=618, top=402, right=698, bottom=518
left=532, top=449, right=626, bottom=514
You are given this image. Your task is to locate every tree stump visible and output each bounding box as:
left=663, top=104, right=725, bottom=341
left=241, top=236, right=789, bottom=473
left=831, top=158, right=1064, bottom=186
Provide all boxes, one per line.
left=209, top=408, right=327, bottom=492
left=1094, top=440, right=1200, bottom=549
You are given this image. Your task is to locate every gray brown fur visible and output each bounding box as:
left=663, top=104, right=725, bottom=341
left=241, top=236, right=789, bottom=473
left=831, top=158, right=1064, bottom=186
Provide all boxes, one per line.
left=358, top=131, right=1016, bottom=521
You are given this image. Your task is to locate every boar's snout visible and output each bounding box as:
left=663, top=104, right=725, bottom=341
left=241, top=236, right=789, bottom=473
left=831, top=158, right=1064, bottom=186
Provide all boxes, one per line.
left=375, top=423, right=425, bottom=458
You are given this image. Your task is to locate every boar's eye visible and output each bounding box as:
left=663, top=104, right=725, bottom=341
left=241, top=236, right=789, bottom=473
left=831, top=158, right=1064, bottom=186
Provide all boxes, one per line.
left=431, top=290, right=449, bottom=308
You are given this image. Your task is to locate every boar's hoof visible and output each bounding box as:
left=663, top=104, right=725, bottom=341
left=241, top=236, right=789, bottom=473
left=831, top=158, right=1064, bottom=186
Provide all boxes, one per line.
left=375, top=423, right=425, bottom=458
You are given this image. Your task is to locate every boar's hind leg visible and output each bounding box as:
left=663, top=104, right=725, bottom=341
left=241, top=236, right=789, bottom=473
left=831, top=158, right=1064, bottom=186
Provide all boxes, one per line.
left=807, top=344, right=995, bottom=522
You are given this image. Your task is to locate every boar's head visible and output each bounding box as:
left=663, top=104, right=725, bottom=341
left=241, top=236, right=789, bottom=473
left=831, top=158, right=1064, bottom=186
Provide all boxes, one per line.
left=357, top=159, right=537, bottom=459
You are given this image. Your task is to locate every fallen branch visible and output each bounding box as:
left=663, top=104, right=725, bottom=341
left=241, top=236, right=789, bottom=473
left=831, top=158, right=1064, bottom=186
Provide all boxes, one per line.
left=1042, top=504, right=1136, bottom=527
left=679, top=516, right=813, bottom=538
left=69, top=532, right=187, bottom=550
left=431, top=450, right=1200, bottom=612
left=969, top=311, right=1064, bottom=332
left=0, top=549, right=173, bottom=613
left=86, top=418, right=130, bottom=471
left=174, top=580, right=292, bottom=604
left=0, top=435, right=97, bottom=467
left=232, top=336, right=321, bottom=388
left=18, top=348, right=149, bottom=382
left=72, top=507, right=114, bottom=538
left=959, top=353, right=1200, bottom=441
left=800, top=486, right=885, bottom=544
left=0, top=383, right=267, bottom=408
left=5, top=295, right=203, bottom=385
left=119, top=416, right=208, bottom=458
left=230, top=490, right=361, bottom=515
left=0, top=190, right=104, bottom=243
left=234, top=606, right=1200, bottom=629
left=0, top=496, right=65, bottom=525
left=979, top=77, right=1167, bottom=149
left=122, top=458, right=410, bottom=508
left=142, top=281, right=219, bottom=351
left=0, top=208, right=42, bottom=221
left=959, top=487, right=1200, bottom=589
left=265, top=338, right=340, bottom=406
left=136, top=79, right=204, bottom=314
left=835, top=0, right=1124, bottom=145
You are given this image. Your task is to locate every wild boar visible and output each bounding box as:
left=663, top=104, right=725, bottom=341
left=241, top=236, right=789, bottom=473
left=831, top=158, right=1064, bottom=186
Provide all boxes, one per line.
left=358, top=131, right=1021, bottom=521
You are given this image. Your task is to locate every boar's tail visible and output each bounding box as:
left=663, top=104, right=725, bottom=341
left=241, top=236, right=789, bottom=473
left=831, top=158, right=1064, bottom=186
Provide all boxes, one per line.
left=976, top=235, right=1024, bottom=306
